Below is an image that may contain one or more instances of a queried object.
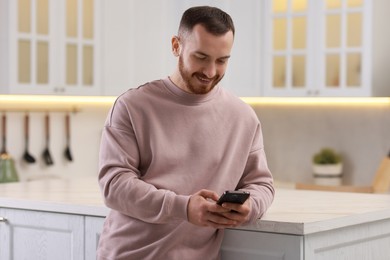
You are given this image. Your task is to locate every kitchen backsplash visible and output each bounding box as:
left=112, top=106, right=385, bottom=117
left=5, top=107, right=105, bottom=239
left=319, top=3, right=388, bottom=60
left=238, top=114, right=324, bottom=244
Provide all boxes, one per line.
left=1, top=102, right=389, bottom=186
left=1, top=107, right=109, bottom=181
left=253, top=104, right=390, bottom=185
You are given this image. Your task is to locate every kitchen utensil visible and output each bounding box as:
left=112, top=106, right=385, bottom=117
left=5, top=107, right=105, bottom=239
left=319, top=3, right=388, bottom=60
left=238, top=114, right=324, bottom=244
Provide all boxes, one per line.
left=23, top=113, right=36, bottom=163
left=64, top=113, right=73, bottom=161
left=371, top=150, right=390, bottom=193
left=0, top=113, right=19, bottom=183
left=42, top=113, right=54, bottom=165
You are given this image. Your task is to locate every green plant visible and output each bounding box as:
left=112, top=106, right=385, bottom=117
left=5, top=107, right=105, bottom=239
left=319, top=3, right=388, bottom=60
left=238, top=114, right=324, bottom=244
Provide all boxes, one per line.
left=313, top=148, right=342, bottom=165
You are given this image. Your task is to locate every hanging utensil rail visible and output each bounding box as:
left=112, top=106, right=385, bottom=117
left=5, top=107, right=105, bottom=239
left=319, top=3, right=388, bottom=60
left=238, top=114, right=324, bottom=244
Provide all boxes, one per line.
left=0, top=107, right=80, bottom=113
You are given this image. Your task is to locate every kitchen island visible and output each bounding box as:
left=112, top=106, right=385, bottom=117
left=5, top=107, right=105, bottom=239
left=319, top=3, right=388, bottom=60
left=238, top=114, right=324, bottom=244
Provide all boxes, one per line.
left=1, top=177, right=389, bottom=259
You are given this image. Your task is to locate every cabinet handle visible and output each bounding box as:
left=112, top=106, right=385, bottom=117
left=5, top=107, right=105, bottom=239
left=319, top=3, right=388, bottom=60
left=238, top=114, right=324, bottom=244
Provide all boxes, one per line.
left=0, top=217, right=7, bottom=222
left=54, top=87, right=65, bottom=93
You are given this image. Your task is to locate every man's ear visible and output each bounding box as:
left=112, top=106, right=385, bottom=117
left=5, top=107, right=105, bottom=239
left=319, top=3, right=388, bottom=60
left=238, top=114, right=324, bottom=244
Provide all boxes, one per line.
left=171, top=36, right=181, bottom=57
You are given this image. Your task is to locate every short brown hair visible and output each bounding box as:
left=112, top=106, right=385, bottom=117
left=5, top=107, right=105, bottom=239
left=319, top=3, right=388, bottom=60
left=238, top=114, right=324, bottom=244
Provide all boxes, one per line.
left=178, top=6, right=235, bottom=37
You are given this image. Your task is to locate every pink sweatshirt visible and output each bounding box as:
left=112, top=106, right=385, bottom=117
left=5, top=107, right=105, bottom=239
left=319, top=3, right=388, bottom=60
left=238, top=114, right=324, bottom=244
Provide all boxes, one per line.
left=97, top=78, right=274, bottom=260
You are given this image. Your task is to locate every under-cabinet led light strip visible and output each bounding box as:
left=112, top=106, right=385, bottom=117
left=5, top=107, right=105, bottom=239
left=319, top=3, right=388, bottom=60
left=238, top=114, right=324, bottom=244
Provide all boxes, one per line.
left=1, top=95, right=390, bottom=107
left=241, top=97, right=390, bottom=106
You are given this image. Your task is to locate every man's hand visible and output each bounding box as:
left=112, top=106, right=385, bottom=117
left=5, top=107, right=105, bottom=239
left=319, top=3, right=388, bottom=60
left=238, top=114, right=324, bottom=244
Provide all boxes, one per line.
left=187, top=189, right=251, bottom=229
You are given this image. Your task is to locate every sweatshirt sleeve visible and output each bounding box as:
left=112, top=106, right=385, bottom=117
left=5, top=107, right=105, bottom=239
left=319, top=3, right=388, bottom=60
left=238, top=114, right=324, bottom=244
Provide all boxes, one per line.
left=237, top=123, right=275, bottom=223
left=98, top=97, right=189, bottom=224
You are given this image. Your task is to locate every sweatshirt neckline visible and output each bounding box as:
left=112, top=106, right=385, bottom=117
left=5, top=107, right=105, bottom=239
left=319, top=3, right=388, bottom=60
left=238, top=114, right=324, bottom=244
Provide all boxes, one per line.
left=162, top=77, right=220, bottom=104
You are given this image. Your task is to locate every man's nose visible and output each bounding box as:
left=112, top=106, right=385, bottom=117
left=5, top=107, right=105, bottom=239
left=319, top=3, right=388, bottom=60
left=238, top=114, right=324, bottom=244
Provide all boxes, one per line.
left=202, top=62, right=217, bottom=78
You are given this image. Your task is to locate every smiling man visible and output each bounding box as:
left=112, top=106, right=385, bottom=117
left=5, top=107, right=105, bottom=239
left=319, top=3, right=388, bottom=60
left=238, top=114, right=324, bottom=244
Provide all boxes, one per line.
left=97, top=6, right=274, bottom=260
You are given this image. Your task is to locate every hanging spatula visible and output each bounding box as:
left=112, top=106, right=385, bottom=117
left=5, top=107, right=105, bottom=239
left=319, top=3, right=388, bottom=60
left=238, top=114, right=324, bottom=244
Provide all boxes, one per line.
left=64, top=113, right=73, bottom=161
left=42, top=113, right=54, bottom=166
left=23, top=113, right=36, bottom=163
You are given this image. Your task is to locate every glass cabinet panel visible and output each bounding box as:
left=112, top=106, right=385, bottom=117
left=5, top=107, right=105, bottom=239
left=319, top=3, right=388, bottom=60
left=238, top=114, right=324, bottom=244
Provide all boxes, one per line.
left=292, top=0, right=307, bottom=12
left=18, top=0, right=31, bottom=33
left=326, top=0, right=342, bottom=9
left=37, top=42, right=49, bottom=84
left=326, top=15, right=341, bottom=48
left=18, top=40, right=31, bottom=83
left=292, top=17, right=306, bottom=49
left=37, top=0, right=49, bottom=35
left=83, top=45, right=93, bottom=85
left=347, top=13, right=361, bottom=47
left=347, top=0, right=362, bottom=7
left=273, top=0, right=288, bottom=13
left=67, top=0, right=78, bottom=38
left=273, top=56, right=286, bottom=88
left=273, top=19, right=287, bottom=50
left=347, top=53, right=361, bottom=87
left=66, top=44, right=78, bottom=85
left=292, top=55, right=305, bottom=87
left=83, top=0, right=94, bottom=39
left=326, top=54, right=340, bottom=87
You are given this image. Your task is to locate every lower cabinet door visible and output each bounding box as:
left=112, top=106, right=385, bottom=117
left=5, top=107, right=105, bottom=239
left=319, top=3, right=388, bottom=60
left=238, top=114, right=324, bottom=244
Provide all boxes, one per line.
left=221, top=228, right=304, bottom=260
left=0, top=208, right=84, bottom=260
left=85, top=216, right=105, bottom=260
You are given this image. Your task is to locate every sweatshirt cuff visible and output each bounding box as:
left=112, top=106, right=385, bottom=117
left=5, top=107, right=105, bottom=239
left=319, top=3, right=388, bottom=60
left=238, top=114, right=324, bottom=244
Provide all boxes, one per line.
left=171, top=194, right=191, bottom=221
left=246, top=197, right=262, bottom=224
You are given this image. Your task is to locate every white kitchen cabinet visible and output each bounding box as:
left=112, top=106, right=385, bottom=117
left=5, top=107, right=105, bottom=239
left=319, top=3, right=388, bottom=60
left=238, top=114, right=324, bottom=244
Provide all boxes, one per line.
left=0, top=208, right=84, bottom=260
left=304, top=218, right=390, bottom=260
left=262, top=0, right=372, bottom=97
left=222, top=217, right=390, bottom=260
left=0, top=0, right=101, bottom=95
left=85, top=216, right=105, bottom=260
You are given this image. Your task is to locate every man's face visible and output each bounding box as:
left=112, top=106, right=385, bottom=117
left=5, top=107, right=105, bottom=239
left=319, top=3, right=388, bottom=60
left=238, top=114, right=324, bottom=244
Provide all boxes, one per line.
left=175, top=24, right=234, bottom=94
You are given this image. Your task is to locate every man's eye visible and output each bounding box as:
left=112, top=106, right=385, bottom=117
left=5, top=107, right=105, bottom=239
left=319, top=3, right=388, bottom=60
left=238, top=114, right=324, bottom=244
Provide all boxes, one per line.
left=217, top=59, right=227, bottom=65
left=196, top=55, right=206, bottom=60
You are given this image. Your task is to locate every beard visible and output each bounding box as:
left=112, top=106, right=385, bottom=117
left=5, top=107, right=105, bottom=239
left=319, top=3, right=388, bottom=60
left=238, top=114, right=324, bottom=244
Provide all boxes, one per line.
left=178, top=55, right=224, bottom=95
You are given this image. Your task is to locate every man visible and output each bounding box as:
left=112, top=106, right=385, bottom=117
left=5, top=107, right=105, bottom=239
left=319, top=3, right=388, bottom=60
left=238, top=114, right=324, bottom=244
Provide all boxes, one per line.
left=97, top=6, right=274, bottom=260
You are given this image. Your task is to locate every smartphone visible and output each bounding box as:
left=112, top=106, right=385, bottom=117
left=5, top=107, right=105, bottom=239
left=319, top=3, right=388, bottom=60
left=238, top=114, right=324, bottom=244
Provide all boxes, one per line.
left=216, top=190, right=250, bottom=205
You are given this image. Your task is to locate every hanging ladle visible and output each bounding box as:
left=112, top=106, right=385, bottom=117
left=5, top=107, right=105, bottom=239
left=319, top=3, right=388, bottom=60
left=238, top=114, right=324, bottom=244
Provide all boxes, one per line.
left=42, top=113, right=54, bottom=165
left=64, top=113, right=73, bottom=161
left=23, top=113, right=36, bottom=163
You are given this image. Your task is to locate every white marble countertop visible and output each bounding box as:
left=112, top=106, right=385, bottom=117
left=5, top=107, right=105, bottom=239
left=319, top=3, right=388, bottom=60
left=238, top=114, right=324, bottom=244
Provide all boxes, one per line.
left=1, top=177, right=390, bottom=235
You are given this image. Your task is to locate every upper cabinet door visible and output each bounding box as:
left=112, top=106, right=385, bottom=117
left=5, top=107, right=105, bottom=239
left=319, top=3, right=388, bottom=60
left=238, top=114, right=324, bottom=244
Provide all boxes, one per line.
left=263, top=0, right=371, bottom=97
left=9, top=0, right=53, bottom=94
left=1, top=0, right=101, bottom=95
left=60, top=0, right=101, bottom=95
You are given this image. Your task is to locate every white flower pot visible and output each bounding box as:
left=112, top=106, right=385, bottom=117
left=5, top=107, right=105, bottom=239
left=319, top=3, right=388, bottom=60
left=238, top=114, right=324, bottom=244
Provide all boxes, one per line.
left=313, top=163, right=343, bottom=186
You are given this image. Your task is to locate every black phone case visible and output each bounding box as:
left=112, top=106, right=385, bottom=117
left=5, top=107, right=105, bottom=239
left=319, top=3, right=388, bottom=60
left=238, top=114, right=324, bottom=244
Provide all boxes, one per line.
left=216, top=190, right=250, bottom=205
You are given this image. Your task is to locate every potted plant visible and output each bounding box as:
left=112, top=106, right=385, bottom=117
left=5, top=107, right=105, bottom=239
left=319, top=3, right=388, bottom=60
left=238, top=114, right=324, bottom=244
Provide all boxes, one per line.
left=312, top=148, right=343, bottom=185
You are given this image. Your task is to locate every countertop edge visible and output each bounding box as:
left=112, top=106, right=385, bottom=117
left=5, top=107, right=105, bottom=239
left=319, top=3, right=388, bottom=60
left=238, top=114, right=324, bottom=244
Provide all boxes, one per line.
left=0, top=198, right=110, bottom=217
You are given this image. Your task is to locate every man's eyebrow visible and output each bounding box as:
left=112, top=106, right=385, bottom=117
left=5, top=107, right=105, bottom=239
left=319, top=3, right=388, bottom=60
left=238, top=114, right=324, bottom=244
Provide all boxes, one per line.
left=194, top=51, right=231, bottom=59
